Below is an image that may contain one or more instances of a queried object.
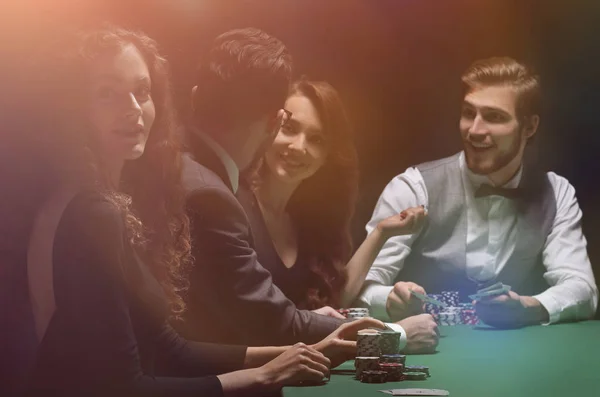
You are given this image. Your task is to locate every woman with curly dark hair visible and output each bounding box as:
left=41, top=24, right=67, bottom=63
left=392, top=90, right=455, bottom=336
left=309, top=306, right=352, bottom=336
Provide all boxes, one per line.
left=239, top=79, right=426, bottom=315
left=21, top=26, right=347, bottom=396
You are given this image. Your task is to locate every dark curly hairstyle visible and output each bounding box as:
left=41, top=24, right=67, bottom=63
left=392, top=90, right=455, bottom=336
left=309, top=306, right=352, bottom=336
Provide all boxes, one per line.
left=31, top=25, right=191, bottom=317
left=249, top=78, right=359, bottom=309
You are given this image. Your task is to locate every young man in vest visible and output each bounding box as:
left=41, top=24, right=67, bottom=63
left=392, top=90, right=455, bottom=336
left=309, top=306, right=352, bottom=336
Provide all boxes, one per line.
left=358, top=57, right=597, bottom=328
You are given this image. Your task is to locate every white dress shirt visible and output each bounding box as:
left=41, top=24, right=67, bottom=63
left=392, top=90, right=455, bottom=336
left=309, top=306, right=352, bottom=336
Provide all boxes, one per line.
left=359, top=152, right=598, bottom=324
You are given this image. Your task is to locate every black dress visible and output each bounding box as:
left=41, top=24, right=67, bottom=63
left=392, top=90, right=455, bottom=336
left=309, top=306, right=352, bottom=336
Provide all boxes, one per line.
left=28, top=191, right=246, bottom=397
left=236, top=186, right=312, bottom=308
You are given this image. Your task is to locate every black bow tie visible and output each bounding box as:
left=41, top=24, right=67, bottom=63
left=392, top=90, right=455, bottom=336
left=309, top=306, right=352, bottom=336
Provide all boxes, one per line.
left=475, top=184, right=522, bottom=199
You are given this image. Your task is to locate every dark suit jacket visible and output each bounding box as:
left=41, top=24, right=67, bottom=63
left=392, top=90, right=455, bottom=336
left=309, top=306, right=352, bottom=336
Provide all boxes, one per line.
left=178, top=132, right=344, bottom=346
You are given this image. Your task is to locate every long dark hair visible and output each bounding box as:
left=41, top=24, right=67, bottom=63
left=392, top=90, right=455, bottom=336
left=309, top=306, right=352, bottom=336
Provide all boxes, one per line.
left=29, top=25, right=191, bottom=317
left=250, top=78, right=358, bottom=309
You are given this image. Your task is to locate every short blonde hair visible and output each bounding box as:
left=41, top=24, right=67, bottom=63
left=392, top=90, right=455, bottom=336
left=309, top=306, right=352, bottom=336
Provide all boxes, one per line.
left=462, top=57, right=540, bottom=120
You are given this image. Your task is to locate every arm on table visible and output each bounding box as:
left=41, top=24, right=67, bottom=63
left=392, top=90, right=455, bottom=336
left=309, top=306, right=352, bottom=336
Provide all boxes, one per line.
left=50, top=194, right=229, bottom=396
left=341, top=206, right=426, bottom=308
left=533, top=175, right=598, bottom=324
left=356, top=170, right=428, bottom=320
left=186, top=187, right=342, bottom=345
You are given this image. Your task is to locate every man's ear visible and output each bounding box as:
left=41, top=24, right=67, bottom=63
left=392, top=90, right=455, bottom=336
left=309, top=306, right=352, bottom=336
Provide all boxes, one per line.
left=190, top=85, right=198, bottom=112
left=523, top=114, right=540, bottom=140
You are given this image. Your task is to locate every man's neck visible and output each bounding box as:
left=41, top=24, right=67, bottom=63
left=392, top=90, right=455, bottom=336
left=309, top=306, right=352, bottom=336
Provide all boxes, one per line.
left=194, top=128, right=241, bottom=192
left=487, top=154, right=523, bottom=187
left=201, top=129, right=242, bottom=169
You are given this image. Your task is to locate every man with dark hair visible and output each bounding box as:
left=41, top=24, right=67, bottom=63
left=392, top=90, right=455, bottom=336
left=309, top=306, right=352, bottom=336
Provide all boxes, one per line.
left=180, top=28, right=439, bottom=353
left=358, top=57, right=597, bottom=328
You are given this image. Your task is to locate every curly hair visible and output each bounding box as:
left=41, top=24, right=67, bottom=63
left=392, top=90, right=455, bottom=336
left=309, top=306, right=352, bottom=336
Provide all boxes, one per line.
left=32, top=25, right=191, bottom=317
left=249, top=79, right=358, bottom=309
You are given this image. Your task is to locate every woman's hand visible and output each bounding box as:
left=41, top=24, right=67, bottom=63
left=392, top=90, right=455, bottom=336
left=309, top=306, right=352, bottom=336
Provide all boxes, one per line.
left=311, top=317, right=385, bottom=368
left=312, top=306, right=346, bottom=319
left=376, top=206, right=426, bottom=239
left=256, top=343, right=330, bottom=389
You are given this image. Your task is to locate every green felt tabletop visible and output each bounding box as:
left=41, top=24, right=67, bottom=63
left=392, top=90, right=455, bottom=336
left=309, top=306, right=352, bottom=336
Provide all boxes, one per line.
left=283, top=322, right=600, bottom=397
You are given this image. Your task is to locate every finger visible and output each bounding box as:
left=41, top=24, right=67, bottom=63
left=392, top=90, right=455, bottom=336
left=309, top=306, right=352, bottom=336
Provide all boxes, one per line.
left=388, top=290, right=406, bottom=311
left=304, top=358, right=330, bottom=377
left=413, top=209, right=426, bottom=225
left=393, top=283, right=412, bottom=302
left=403, top=212, right=417, bottom=230
left=339, top=317, right=386, bottom=338
left=299, top=366, right=328, bottom=383
left=333, top=339, right=357, bottom=351
left=409, top=283, right=426, bottom=295
left=304, top=346, right=332, bottom=369
left=328, top=310, right=347, bottom=320
left=477, top=294, right=510, bottom=306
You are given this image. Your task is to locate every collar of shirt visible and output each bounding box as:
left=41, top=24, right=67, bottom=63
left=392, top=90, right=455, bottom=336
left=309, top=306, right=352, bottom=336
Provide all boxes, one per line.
left=194, top=130, right=240, bottom=193
left=459, top=151, right=522, bottom=191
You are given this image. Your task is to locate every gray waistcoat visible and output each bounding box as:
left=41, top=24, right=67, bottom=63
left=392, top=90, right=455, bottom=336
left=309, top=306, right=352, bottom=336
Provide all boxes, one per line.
left=397, top=153, right=556, bottom=301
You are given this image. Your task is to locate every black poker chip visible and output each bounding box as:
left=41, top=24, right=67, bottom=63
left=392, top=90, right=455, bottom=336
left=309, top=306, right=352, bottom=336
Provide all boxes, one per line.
left=360, top=370, right=388, bottom=383
left=405, top=365, right=430, bottom=376
left=403, top=372, right=428, bottom=381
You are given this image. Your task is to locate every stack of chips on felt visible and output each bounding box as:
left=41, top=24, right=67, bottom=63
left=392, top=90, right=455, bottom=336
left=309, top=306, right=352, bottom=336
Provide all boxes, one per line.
left=354, top=328, right=430, bottom=383
left=338, top=307, right=370, bottom=319
left=424, top=291, right=480, bottom=325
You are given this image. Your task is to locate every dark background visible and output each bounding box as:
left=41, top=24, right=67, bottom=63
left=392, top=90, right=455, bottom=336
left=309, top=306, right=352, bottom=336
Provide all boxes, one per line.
left=3, top=0, right=600, bottom=278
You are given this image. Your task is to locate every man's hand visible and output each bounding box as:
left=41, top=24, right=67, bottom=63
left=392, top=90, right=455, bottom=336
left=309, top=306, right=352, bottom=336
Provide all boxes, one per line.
left=376, top=206, right=427, bottom=240
left=397, top=313, right=439, bottom=354
left=474, top=291, right=549, bottom=328
left=312, top=306, right=346, bottom=319
left=312, top=317, right=385, bottom=368
left=386, top=281, right=426, bottom=321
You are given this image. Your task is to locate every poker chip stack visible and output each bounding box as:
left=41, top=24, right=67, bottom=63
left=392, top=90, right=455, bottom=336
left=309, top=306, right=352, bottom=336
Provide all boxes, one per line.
left=378, top=363, right=404, bottom=381
left=440, top=291, right=460, bottom=307
left=424, top=293, right=444, bottom=316
left=355, top=344, right=432, bottom=384
left=436, top=307, right=462, bottom=326
left=459, top=302, right=479, bottom=325
left=378, top=330, right=402, bottom=355
left=355, top=357, right=380, bottom=379
left=357, top=330, right=381, bottom=357
left=422, top=290, right=481, bottom=325
left=360, top=370, right=388, bottom=383
left=405, top=365, right=430, bottom=377
left=353, top=328, right=433, bottom=384
left=337, top=308, right=349, bottom=318
left=380, top=354, right=406, bottom=365
left=403, top=372, right=429, bottom=381
left=346, top=308, right=370, bottom=319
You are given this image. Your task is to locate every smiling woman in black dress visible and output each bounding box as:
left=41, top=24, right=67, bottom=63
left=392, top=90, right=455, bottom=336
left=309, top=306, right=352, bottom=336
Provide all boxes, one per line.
left=239, top=79, right=426, bottom=315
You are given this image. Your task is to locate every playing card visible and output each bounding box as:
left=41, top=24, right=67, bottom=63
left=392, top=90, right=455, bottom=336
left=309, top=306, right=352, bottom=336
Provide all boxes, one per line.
left=379, top=388, right=450, bottom=396
left=410, top=290, right=447, bottom=308
left=469, top=285, right=511, bottom=301
left=476, top=282, right=503, bottom=294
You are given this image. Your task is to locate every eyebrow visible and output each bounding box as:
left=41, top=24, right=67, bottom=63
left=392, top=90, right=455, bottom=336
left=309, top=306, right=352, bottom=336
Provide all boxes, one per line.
left=462, top=100, right=510, bottom=115
left=95, top=74, right=151, bottom=84
left=286, top=118, right=324, bottom=134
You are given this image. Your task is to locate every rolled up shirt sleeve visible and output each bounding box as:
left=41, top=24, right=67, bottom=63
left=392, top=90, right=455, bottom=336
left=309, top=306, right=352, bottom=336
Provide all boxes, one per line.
left=357, top=168, right=429, bottom=317
left=534, top=173, right=598, bottom=323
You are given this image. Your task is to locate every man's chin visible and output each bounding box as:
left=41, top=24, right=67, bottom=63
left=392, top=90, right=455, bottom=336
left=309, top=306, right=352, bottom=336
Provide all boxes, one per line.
left=465, top=155, right=496, bottom=176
